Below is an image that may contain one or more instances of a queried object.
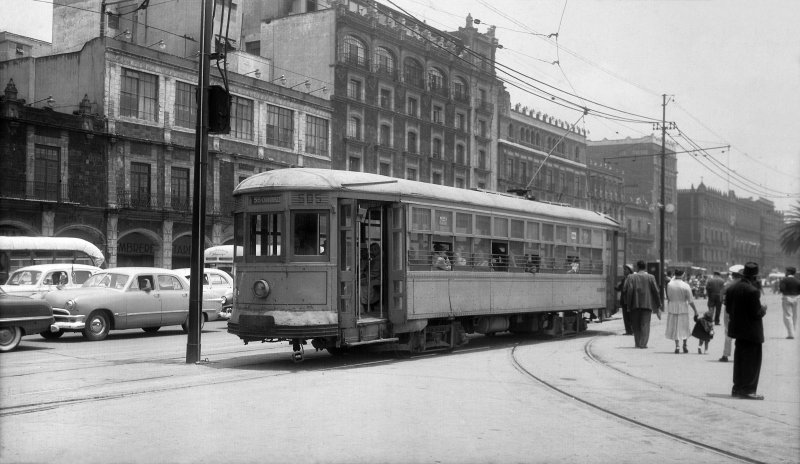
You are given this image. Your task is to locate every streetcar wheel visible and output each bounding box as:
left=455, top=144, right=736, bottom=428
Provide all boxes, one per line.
left=0, top=326, right=23, bottom=352
left=82, top=311, right=110, bottom=341
left=41, top=329, right=64, bottom=339
left=142, top=327, right=161, bottom=333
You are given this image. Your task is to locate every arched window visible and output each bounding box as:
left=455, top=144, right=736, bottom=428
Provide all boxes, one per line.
left=508, top=124, right=514, bottom=138
left=456, top=144, right=465, bottom=164
left=375, top=47, right=395, bottom=75
left=342, top=35, right=367, bottom=67
left=403, top=57, right=423, bottom=88
left=428, top=67, right=446, bottom=92
left=432, top=137, right=442, bottom=158
left=534, top=132, right=540, bottom=147
left=452, top=76, right=468, bottom=101
left=347, top=116, right=361, bottom=139
left=407, top=131, right=418, bottom=153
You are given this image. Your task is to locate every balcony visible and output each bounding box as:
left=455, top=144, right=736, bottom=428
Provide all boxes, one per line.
left=429, top=85, right=449, bottom=99
left=339, top=52, right=370, bottom=70
left=452, top=90, right=469, bottom=104
left=0, top=179, right=69, bottom=203
left=117, top=190, right=160, bottom=210
left=373, top=64, right=398, bottom=81
left=475, top=99, right=494, bottom=114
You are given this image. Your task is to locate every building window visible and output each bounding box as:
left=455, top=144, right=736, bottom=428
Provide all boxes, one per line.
left=455, top=177, right=465, bottom=188
left=305, top=115, right=329, bottom=156
left=342, top=35, right=367, bottom=67
left=171, top=167, right=189, bottom=210
left=428, top=67, right=446, bottom=92
left=432, top=171, right=442, bottom=185
left=406, top=167, right=418, bottom=181
left=452, top=77, right=468, bottom=101
left=348, top=156, right=361, bottom=172
left=406, top=131, right=417, bottom=154
left=120, top=68, right=158, bottom=121
left=407, top=96, right=418, bottom=117
left=34, top=144, right=59, bottom=201
left=347, top=116, right=361, bottom=140
left=379, top=123, right=392, bottom=147
left=455, top=112, right=465, bottom=131
left=456, top=144, right=465, bottom=165
left=266, top=104, right=294, bottom=148
left=432, top=138, right=442, bottom=158
left=432, top=105, right=443, bottom=124
left=375, top=47, right=395, bottom=76
left=403, top=57, right=424, bottom=87
left=230, top=95, right=254, bottom=139
left=130, top=162, right=151, bottom=208
left=173, top=81, right=196, bottom=128
left=478, top=150, right=486, bottom=169
left=478, top=119, right=487, bottom=138
left=348, top=78, right=362, bottom=100
left=380, top=88, right=392, bottom=109
left=379, top=161, right=392, bottom=176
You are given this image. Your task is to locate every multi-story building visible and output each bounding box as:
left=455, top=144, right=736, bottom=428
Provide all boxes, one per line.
left=243, top=0, right=502, bottom=188
left=585, top=159, right=625, bottom=222
left=677, top=183, right=792, bottom=273
left=0, top=31, right=52, bottom=61
left=1, top=35, right=332, bottom=268
left=587, top=136, right=678, bottom=264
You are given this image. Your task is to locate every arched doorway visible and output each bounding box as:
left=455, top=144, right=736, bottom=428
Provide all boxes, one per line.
left=172, top=235, right=193, bottom=269
left=117, top=232, right=157, bottom=267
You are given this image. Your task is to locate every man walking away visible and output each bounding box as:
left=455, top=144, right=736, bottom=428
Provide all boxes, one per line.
left=719, top=265, right=743, bottom=362
left=779, top=266, right=800, bottom=339
left=706, top=271, right=726, bottom=325
left=727, top=262, right=767, bottom=400
left=623, top=260, right=662, bottom=349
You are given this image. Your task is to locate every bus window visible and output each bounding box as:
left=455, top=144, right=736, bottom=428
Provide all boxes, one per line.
left=251, top=212, right=283, bottom=257
left=292, top=211, right=329, bottom=258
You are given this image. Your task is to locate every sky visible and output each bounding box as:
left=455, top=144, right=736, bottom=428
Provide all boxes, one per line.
left=2, top=0, right=799, bottom=211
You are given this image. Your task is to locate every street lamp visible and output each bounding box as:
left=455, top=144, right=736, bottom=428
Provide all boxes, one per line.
left=147, top=40, right=166, bottom=50
left=270, top=74, right=287, bottom=86
left=113, top=29, right=131, bottom=40
left=307, top=85, right=327, bottom=95
left=27, top=95, right=55, bottom=107
left=288, top=80, right=310, bottom=90
left=243, top=69, right=261, bottom=79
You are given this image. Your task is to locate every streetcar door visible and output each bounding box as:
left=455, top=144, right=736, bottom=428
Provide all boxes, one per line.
left=387, top=204, right=406, bottom=325
left=337, top=199, right=358, bottom=331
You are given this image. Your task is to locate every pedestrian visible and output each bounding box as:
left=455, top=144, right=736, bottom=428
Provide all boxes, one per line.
left=692, top=310, right=715, bottom=354
left=616, top=264, right=634, bottom=335
left=719, top=265, right=743, bottom=362
left=726, top=261, right=767, bottom=400
left=778, top=266, right=800, bottom=339
left=665, top=269, right=698, bottom=353
left=623, top=260, right=662, bottom=349
left=705, top=271, right=726, bottom=325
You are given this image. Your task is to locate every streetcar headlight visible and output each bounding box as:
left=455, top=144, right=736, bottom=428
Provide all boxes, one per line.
left=253, top=280, right=271, bottom=299
left=65, top=299, right=76, bottom=312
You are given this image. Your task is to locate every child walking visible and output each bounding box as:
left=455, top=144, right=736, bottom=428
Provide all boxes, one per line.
left=692, top=310, right=715, bottom=354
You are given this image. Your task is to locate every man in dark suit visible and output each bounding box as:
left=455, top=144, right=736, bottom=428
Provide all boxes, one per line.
left=726, top=261, right=767, bottom=400
left=623, top=260, right=662, bottom=349
left=705, top=271, right=726, bottom=325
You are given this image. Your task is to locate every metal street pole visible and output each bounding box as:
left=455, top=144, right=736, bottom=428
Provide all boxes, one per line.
left=186, top=0, right=213, bottom=363
left=659, top=94, right=666, bottom=296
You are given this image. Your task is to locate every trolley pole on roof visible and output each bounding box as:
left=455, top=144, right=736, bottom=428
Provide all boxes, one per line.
left=186, top=0, right=213, bottom=363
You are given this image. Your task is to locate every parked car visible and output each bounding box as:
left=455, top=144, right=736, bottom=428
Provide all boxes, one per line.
left=43, top=267, right=203, bottom=341
left=1, top=264, right=102, bottom=298
left=0, top=287, right=55, bottom=351
left=219, top=289, right=234, bottom=320
left=174, top=268, right=233, bottom=321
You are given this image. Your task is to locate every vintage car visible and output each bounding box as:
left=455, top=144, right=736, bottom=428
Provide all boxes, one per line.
left=174, top=268, right=233, bottom=321
left=43, top=267, right=204, bottom=341
left=0, top=287, right=55, bottom=351
left=1, top=263, right=102, bottom=298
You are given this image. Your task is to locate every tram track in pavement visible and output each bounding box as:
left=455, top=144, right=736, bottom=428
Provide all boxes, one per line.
left=508, top=336, right=768, bottom=464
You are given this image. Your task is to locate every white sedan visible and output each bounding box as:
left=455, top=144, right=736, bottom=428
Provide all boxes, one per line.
left=44, top=267, right=203, bottom=341
left=174, top=268, right=233, bottom=322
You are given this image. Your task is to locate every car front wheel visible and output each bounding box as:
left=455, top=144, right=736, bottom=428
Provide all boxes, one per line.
left=83, top=311, right=110, bottom=341
left=0, top=326, right=23, bottom=352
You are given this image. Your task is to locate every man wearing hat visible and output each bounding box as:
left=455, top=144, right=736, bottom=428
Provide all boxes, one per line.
left=779, top=266, right=800, bottom=339
left=718, top=265, right=743, bottom=362
left=615, top=264, right=634, bottom=335
left=623, top=260, right=662, bottom=348
left=705, top=271, right=726, bottom=325
left=726, top=262, right=767, bottom=400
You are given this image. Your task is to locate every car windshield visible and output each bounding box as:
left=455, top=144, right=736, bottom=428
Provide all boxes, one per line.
left=82, top=272, right=130, bottom=289
left=6, top=270, right=43, bottom=286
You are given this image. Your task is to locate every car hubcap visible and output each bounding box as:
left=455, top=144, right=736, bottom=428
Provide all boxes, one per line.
left=90, top=318, right=105, bottom=334
left=0, top=328, right=13, bottom=345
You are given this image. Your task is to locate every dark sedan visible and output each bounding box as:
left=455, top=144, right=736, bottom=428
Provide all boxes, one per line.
left=0, top=288, right=55, bottom=352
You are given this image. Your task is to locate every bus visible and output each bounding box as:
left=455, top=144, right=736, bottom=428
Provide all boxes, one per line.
left=0, top=236, right=105, bottom=283
left=203, top=245, right=238, bottom=276
left=227, top=168, right=623, bottom=360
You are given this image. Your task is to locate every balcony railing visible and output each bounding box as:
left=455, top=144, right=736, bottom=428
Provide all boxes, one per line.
left=452, top=90, right=469, bottom=103
left=373, top=64, right=398, bottom=81
left=339, top=52, right=370, bottom=70
left=475, top=100, right=494, bottom=113
left=0, top=179, right=69, bottom=202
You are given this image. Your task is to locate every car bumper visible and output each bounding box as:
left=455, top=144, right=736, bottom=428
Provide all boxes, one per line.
left=52, top=308, right=86, bottom=330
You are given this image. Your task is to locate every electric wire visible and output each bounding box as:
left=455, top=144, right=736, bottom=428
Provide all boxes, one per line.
left=525, top=112, right=587, bottom=190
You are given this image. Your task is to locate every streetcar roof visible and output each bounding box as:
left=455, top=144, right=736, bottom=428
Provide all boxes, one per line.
left=235, top=168, right=619, bottom=227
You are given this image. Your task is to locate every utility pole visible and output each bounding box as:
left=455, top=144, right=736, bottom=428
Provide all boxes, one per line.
left=656, top=94, right=675, bottom=297
left=186, top=0, right=213, bottom=363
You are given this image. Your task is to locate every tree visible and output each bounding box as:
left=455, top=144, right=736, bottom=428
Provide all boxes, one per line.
left=779, top=202, right=800, bottom=255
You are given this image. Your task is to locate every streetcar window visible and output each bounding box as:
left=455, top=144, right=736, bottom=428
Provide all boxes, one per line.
left=435, top=210, right=453, bottom=233
left=292, top=211, right=329, bottom=259
left=472, top=238, right=491, bottom=267
left=408, top=233, right=431, bottom=267
left=510, top=220, right=524, bottom=239
left=526, top=221, right=540, bottom=241
left=555, top=225, right=567, bottom=243
left=234, top=213, right=244, bottom=262
left=592, top=229, right=604, bottom=247
left=475, top=215, right=490, bottom=236
left=455, top=213, right=472, bottom=234
left=541, top=224, right=554, bottom=242
left=509, top=241, right=524, bottom=270
left=411, top=207, right=431, bottom=231
left=581, top=229, right=592, bottom=245
left=453, top=237, right=471, bottom=267
left=493, top=217, right=509, bottom=238
left=490, top=242, right=509, bottom=271
left=568, top=227, right=578, bottom=244
left=251, top=212, right=283, bottom=258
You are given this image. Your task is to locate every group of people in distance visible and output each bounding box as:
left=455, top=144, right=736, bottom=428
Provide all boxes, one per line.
left=617, top=260, right=799, bottom=401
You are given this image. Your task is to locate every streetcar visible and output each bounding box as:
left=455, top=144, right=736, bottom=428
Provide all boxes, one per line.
left=227, top=168, right=623, bottom=360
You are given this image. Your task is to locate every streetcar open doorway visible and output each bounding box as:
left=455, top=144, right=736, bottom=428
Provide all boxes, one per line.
left=357, top=202, right=385, bottom=321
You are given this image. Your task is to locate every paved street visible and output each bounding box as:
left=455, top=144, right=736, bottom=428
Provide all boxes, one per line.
left=1, top=293, right=797, bottom=464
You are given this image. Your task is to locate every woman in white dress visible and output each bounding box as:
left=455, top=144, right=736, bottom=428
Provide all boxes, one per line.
left=665, top=269, right=699, bottom=353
